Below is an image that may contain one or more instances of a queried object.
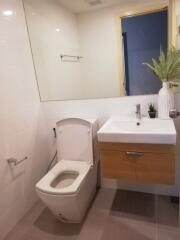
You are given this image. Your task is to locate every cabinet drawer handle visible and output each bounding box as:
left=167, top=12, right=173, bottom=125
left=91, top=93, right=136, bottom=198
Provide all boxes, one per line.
left=126, top=151, right=144, bottom=157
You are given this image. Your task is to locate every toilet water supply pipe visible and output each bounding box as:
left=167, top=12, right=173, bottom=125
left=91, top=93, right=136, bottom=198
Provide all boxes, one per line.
left=47, top=128, right=58, bottom=172
left=47, top=151, right=57, bottom=172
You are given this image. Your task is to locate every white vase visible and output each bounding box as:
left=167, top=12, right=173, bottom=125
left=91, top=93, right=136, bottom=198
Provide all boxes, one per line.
left=158, top=82, right=174, bottom=119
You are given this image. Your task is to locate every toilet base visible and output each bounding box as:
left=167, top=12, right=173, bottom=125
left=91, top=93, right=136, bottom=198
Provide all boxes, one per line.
left=37, top=162, right=98, bottom=223
left=54, top=187, right=97, bottom=223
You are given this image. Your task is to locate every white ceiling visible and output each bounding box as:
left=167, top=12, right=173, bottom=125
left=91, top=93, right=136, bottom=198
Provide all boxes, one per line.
left=57, top=0, right=139, bottom=14
left=58, top=0, right=168, bottom=14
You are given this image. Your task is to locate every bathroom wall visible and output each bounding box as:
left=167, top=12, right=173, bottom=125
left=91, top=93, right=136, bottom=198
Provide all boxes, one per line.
left=41, top=93, right=180, bottom=196
left=24, top=0, right=82, bottom=101
left=77, top=6, right=120, bottom=98
left=0, top=0, right=50, bottom=238
left=41, top=0, right=180, bottom=197
left=0, top=0, right=179, bottom=239
left=77, top=0, right=168, bottom=98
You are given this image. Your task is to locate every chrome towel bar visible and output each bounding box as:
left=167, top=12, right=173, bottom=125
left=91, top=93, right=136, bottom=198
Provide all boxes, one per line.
left=7, top=157, right=28, bottom=166
left=60, top=54, right=83, bottom=62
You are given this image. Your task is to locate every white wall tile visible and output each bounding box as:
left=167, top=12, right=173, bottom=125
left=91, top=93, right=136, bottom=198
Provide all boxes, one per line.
left=0, top=0, right=50, bottom=238
left=41, top=93, right=180, bottom=197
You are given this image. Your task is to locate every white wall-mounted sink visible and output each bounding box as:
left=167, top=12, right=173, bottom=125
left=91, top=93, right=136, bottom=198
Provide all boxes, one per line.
left=97, top=117, right=177, bottom=144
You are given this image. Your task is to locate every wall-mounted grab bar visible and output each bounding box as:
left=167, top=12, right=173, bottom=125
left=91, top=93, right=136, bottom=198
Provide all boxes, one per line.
left=7, top=157, right=28, bottom=166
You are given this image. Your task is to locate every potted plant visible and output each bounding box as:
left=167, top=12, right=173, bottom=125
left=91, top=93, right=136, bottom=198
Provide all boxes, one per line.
left=143, top=47, right=180, bottom=119
left=148, top=104, right=156, bottom=118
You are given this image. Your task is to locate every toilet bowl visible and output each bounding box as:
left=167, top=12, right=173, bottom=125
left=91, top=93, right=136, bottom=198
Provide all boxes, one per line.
left=36, top=118, right=98, bottom=223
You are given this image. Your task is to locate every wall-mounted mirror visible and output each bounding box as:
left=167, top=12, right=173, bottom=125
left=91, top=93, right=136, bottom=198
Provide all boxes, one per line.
left=23, top=0, right=176, bottom=101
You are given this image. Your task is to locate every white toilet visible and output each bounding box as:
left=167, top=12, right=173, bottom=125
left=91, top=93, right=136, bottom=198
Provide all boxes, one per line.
left=36, top=118, right=98, bottom=223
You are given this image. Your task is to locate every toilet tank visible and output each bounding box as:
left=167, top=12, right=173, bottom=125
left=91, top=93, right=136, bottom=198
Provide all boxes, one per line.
left=56, top=118, right=98, bottom=166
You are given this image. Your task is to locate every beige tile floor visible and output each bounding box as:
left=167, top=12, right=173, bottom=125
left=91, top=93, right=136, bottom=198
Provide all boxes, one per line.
left=4, top=188, right=180, bottom=240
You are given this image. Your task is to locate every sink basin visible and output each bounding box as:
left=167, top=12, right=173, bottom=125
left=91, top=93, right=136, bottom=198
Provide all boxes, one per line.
left=97, top=117, right=177, bottom=144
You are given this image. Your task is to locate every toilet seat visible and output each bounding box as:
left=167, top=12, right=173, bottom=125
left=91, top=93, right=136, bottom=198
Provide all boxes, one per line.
left=36, top=160, right=91, bottom=195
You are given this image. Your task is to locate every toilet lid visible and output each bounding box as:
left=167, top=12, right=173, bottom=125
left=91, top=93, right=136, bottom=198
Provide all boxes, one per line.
left=56, top=118, right=93, bottom=165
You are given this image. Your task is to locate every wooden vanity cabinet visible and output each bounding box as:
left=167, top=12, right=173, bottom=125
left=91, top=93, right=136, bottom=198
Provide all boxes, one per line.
left=99, top=142, right=175, bottom=185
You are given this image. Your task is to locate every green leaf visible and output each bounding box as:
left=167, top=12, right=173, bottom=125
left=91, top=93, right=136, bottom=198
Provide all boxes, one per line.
left=143, top=47, right=180, bottom=83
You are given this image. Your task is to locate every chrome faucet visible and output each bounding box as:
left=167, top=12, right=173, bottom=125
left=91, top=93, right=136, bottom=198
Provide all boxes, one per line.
left=169, top=109, right=180, bottom=119
left=135, top=104, right=141, bottom=121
